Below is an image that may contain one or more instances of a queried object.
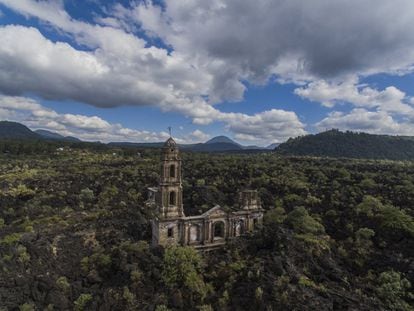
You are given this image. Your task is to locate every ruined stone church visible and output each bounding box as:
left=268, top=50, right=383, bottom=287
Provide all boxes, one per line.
left=147, top=137, right=264, bottom=250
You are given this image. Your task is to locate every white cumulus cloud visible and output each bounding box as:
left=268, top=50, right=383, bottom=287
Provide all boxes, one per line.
left=295, top=77, right=414, bottom=115
left=3, top=0, right=414, bottom=141
left=316, top=109, right=414, bottom=136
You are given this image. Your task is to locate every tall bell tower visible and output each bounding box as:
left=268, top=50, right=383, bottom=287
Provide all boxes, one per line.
left=151, top=137, right=185, bottom=247
left=156, top=137, right=184, bottom=218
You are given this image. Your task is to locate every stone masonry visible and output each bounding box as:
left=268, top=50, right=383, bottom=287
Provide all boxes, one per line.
left=147, top=137, right=264, bottom=250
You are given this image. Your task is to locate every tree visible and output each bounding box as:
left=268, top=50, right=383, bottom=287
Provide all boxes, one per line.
left=355, top=195, right=384, bottom=217
left=352, top=228, right=375, bottom=267
left=264, top=206, right=286, bottom=225
left=376, top=271, right=413, bottom=311
left=286, top=206, right=325, bottom=235
left=162, top=246, right=209, bottom=303
left=377, top=206, right=414, bottom=238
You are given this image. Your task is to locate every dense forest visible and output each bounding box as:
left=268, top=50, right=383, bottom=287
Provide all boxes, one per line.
left=0, top=140, right=413, bottom=310
left=276, top=129, right=414, bottom=160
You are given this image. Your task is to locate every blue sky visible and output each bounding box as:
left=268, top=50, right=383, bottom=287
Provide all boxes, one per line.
left=0, top=0, right=414, bottom=146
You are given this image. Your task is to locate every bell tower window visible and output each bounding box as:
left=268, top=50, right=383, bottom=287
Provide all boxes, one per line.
left=168, top=227, right=174, bottom=237
left=170, top=165, right=176, bottom=178
left=169, top=191, right=176, bottom=205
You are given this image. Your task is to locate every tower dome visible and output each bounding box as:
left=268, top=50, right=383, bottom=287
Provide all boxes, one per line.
left=164, top=137, right=177, bottom=148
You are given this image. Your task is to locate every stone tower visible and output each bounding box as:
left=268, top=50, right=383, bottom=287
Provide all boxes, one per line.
left=151, top=137, right=185, bottom=246
left=157, top=137, right=184, bottom=218
left=238, top=190, right=261, bottom=210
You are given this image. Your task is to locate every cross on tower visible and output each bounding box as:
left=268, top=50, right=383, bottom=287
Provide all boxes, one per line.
left=168, top=126, right=172, bottom=137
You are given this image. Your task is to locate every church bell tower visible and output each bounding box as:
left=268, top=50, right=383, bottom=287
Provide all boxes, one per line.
left=156, top=137, right=184, bottom=218
left=151, top=137, right=185, bottom=247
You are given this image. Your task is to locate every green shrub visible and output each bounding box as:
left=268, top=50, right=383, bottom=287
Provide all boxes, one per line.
left=376, top=270, right=412, bottom=311
left=80, top=188, right=95, bottom=202
left=90, top=252, right=112, bottom=271
left=298, top=276, right=317, bottom=288
left=56, top=276, right=70, bottom=293
left=218, top=290, right=229, bottom=309
left=264, top=206, right=286, bottom=225
left=352, top=227, right=375, bottom=266
left=378, top=206, right=414, bottom=237
left=17, top=245, right=30, bottom=265
left=298, top=276, right=327, bottom=292
left=80, top=257, right=89, bottom=273
left=355, top=195, right=383, bottom=217
left=162, top=246, right=208, bottom=301
left=122, top=286, right=135, bottom=305
left=24, top=225, right=34, bottom=233
left=8, top=184, right=35, bottom=199
left=74, top=293, right=92, bottom=311
left=286, top=207, right=325, bottom=234
left=295, top=233, right=330, bottom=256
left=130, top=269, right=142, bottom=283
left=255, top=286, right=264, bottom=302
left=120, top=240, right=149, bottom=253
left=19, top=303, right=34, bottom=311
left=355, top=227, right=375, bottom=240
left=0, top=232, right=23, bottom=245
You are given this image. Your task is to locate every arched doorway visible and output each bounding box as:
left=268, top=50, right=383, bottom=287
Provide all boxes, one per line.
left=213, top=221, right=225, bottom=240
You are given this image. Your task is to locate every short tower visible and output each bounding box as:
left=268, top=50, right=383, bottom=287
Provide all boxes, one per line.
left=238, top=190, right=261, bottom=210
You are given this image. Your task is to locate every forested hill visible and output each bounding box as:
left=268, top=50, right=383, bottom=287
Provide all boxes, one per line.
left=275, top=129, right=414, bottom=160
left=0, top=121, right=42, bottom=140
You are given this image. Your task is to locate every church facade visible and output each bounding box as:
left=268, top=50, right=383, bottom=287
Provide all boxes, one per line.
left=147, top=137, right=264, bottom=250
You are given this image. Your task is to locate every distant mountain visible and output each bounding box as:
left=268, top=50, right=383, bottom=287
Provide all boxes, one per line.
left=109, top=136, right=263, bottom=152
left=0, top=121, right=42, bottom=140
left=35, top=129, right=81, bottom=142
left=203, top=136, right=269, bottom=151
left=190, top=142, right=243, bottom=152
left=205, top=136, right=240, bottom=146
left=266, top=143, right=279, bottom=150
left=275, top=129, right=414, bottom=160
left=1, top=121, right=269, bottom=152
left=108, top=141, right=243, bottom=152
left=243, top=145, right=264, bottom=150
left=0, top=121, right=83, bottom=143
left=110, top=136, right=246, bottom=152
left=108, top=142, right=165, bottom=149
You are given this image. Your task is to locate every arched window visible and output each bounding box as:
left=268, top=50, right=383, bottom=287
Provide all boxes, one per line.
left=190, top=225, right=200, bottom=242
left=170, top=165, right=176, bottom=178
left=168, top=227, right=174, bottom=237
left=169, top=191, right=176, bottom=205
left=253, top=218, right=259, bottom=229
left=213, top=221, right=225, bottom=239
left=235, top=220, right=244, bottom=236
